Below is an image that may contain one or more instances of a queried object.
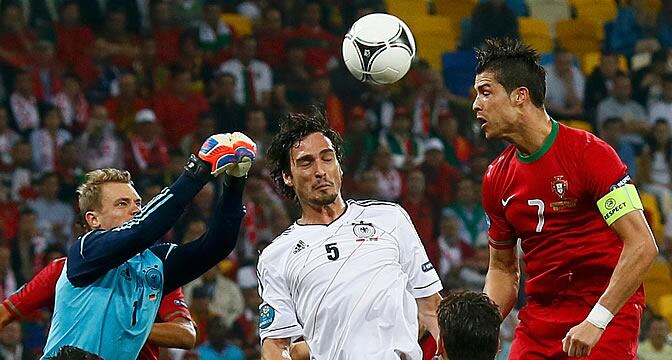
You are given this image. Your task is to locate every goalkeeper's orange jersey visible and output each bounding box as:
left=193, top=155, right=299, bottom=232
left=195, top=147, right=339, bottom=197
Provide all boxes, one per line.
left=482, top=120, right=644, bottom=304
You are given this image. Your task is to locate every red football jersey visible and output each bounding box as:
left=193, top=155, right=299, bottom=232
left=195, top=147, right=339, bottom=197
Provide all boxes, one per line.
left=2, top=258, right=192, bottom=360
left=482, top=121, right=644, bottom=304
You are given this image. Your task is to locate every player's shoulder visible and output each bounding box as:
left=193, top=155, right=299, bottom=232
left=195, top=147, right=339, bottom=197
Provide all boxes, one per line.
left=558, top=122, right=607, bottom=150
left=346, top=198, right=401, bottom=213
left=483, top=146, right=516, bottom=182
left=259, top=224, right=300, bottom=261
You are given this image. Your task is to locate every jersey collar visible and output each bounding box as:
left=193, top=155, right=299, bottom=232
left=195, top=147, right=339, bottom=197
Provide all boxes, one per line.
left=516, top=119, right=558, bottom=163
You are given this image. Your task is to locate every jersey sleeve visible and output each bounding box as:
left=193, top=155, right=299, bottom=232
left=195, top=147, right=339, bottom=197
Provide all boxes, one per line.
left=158, top=288, right=192, bottom=322
left=482, top=169, right=516, bottom=249
left=395, top=206, right=443, bottom=298
left=582, top=138, right=630, bottom=200
left=257, top=252, right=303, bottom=342
left=2, top=258, right=65, bottom=320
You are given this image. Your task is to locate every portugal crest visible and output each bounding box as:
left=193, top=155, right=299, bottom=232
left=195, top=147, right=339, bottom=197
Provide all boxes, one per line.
left=552, top=175, right=568, bottom=199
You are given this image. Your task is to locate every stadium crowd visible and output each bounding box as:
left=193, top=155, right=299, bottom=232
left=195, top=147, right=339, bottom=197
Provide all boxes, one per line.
left=0, top=0, right=668, bottom=359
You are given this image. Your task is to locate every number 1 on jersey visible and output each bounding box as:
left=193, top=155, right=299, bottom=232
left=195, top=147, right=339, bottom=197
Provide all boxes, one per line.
left=325, top=243, right=340, bottom=260
left=527, top=199, right=545, bottom=233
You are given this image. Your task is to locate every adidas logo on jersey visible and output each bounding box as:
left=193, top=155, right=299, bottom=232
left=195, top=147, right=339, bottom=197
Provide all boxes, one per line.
left=292, top=240, right=308, bottom=254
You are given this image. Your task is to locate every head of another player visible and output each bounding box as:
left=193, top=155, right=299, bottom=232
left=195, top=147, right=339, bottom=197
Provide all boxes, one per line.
left=437, top=290, right=502, bottom=360
left=46, top=345, right=104, bottom=360
left=77, top=169, right=141, bottom=231
left=267, top=110, right=344, bottom=207
left=473, top=37, right=546, bottom=140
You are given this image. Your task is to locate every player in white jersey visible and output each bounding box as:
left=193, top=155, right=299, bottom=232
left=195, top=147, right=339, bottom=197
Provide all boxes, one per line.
left=259, top=111, right=442, bottom=360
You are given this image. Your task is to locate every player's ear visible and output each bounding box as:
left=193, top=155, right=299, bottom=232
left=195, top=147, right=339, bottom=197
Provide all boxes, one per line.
left=282, top=171, right=294, bottom=187
left=511, top=87, right=527, bottom=106
left=85, top=211, right=101, bottom=230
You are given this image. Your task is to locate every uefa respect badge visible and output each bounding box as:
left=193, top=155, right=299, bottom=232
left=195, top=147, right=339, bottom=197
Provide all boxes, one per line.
left=259, top=303, right=276, bottom=329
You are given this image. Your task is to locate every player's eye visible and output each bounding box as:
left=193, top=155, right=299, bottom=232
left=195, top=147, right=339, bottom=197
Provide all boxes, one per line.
left=117, top=201, right=127, bottom=207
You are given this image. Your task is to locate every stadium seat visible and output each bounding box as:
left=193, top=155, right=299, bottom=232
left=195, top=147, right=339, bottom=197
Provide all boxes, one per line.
left=580, top=52, right=629, bottom=75
left=221, top=13, right=253, bottom=36
left=434, top=0, right=478, bottom=28
left=640, top=192, right=665, bottom=244
left=402, top=15, right=458, bottom=69
left=556, top=19, right=602, bottom=56
left=442, top=50, right=477, bottom=97
left=643, top=260, right=672, bottom=314
left=518, top=17, right=553, bottom=54
left=571, top=0, right=617, bottom=30
left=660, top=294, right=672, bottom=327
left=386, top=0, right=428, bottom=17
left=527, top=0, right=571, bottom=36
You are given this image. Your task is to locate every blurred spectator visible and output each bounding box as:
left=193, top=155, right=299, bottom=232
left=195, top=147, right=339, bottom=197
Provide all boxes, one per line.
left=601, top=117, right=641, bottom=182
left=498, top=309, right=519, bottom=360
left=632, top=50, right=670, bottom=106
left=284, top=1, right=339, bottom=70
left=172, top=0, right=205, bottom=25
left=419, top=138, right=461, bottom=209
left=210, top=71, right=245, bottom=133
left=30, top=41, right=62, bottom=102
left=175, top=31, right=206, bottom=88
left=412, top=70, right=451, bottom=137
left=179, top=218, right=206, bottom=245
left=0, top=246, right=17, bottom=300
left=184, top=266, right=245, bottom=330
left=0, top=107, right=19, bottom=168
left=401, top=170, right=437, bottom=266
left=196, top=315, right=245, bottom=360
left=28, top=172, right=74, bottom=245
left=54, top=1, right=95, bottom=69
left=219, top=36, right=272, bottom=108
left=56, top=141, right=85, bottom=202
left=458, top=240, right=489, bottom=290
left=75, top=104, right=123, bottom=170
left=350, top=169, right=380, bottom=200
left=309, top=68, right=344, bottom=134
left=468, top=0, right=519, bottom=48
left=608, top=0, right=660, bottom=57
left=256, top=8, right=286, bottom=69
left=362, top=84, right=395, bottom=134
left=51, top=73, right=89, bottom=133
left=125, top=109, right=169, bottom=178
left=8, top=70, right=40, bottom=135
left=437, top=213, right=474, bottom=284
left=99, top=7, right=141, bottom=69
left=182, top=112, right=217, bottom=156
left=371, top=145, right=402, bottom=202
left=0, top=322, right=27, bottom=360
left=244, top=108, right=273, bottom=161
left=104, top=72, right=147, bottom=136
left=659, top=0, right=672, bottom=48
left=0, top=181, right=18, bottom=241
left=441, top=177, right=487, bottom=247
left=0, top=3, right=38, bottom=69
left=153, top=67, right=210, bottom=147
left=190, top=285, right=216, bottom=345
left=640, top=119, right=672, bottom=214
left=150, top=0, right=182, bottom=65
left=648, top=73, right=672, bottom=124
left=432, top=111, right=472, bottom=169
left=544, top=48, right=585, bottom=120
left=237, top=265, right=261, bottom=359
left=379, top=107, right=424, bottom=170
left=274, top=42, right=311, bottom=107
left=342, top=106, right=376, bottom=174
left=195, top=0, right=236, bottom=66
left=6, top=141, right=36, bottom=202
left=9, top=208, right=46, bottom=285
left=583, top=52, right=622, bottom=123
left=637, top=315, right=672, bottom=359
left=29, top=105, right=73, bottom=174
left=596, top=73, right=648, bottom=132
left=77, top=38, right=122, bottom=103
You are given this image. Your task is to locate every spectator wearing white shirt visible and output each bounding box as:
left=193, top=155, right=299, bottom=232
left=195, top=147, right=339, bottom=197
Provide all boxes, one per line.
left=28, top=172, right=74, bottom=246
left=596, top=73, right=648, bottom=132
left=218, top=36, right=272, bottom=108
left=9, top=70, right=40, bottom=135
left=648, top=74, right=672, bottom=126
left=29, top=105, right=72, bottom=174
left=0, top=108, right=19, bottom=167
left=544, top=48, right=585, bottom=120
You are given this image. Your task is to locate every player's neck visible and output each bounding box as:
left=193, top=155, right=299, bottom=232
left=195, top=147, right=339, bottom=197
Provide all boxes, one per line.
left=509, top=112, right=553, bottom=156
left=298, top=196, right=347, bottom=225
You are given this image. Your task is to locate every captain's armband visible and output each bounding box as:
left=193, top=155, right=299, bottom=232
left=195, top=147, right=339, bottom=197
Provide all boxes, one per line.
left=596, top=184, right=643, bottom=226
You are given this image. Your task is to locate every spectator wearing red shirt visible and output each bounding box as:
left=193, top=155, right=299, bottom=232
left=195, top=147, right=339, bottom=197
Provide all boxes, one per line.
left=283, top=1, right=339, bottom=70
left=256, top=8, right=286, bottom=69
left=420, top=138, right=462, bottom=210
left=98, top=8, right=141, bottom=69
left=105, top=72, right=148, bottom=136
left=8, top=70, right=41, bottom=135
left=53, top=1, right=95, bottom=69
left=153, top=68, right=209, bottom=147
left=401, top=169, right=438, bottom=267
left=433, top=111, right=472, bottom=169
left=30, top=41, right=62, bottom=102
left=150, top=0, right=182, bottom=65
left=194, top=0, right=236, bottom=66
left=0, top=3, right=38, bottom=69
left=309, top=68, right=345, bottom=134
left=125, top=109, right=169, bottom=179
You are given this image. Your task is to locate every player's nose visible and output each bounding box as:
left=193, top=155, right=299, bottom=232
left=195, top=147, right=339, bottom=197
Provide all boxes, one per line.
left=472, top=96, right=482, bottom=112
left=130, top=204, right=141, bottom=216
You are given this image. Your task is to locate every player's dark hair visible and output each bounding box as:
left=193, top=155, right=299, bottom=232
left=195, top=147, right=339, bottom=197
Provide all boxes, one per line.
left=46, top=346, right=104, bottom=360
left=266, top=108, right=344, bottom=200
left=437, top=290, right=502, bottom=360
left=475, top=38, right=546, bottom=108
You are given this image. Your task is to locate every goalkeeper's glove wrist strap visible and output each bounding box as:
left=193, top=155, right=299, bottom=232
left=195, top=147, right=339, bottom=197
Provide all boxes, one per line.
left=222, top=173, right=247, bottom=193
left=184, top=154, right=213, bottom=183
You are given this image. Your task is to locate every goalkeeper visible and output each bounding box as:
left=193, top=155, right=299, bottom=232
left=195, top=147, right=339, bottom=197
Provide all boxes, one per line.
left=40, top=132, right=256, bottom=360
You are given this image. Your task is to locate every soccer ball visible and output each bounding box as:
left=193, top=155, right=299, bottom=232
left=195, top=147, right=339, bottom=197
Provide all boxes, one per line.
left=342, top=13, right=416, bottom=85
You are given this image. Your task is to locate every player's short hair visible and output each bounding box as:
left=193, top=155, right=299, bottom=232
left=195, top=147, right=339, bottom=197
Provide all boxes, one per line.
left=77, top=169, right=133, bottom=218
left=46, top=346, right=104, bottom=360
left=438, top=290, right=502, bottom=360
left=266, top=109, right=344, bottom=200
left=475, top=38, right=546, bottom=108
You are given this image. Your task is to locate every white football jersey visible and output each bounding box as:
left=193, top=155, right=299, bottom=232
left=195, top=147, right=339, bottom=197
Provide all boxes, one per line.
left=257, top=199, right=442, bottom=360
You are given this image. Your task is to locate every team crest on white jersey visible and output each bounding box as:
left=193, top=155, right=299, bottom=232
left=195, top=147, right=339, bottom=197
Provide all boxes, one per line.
left=353, top=221, right=377, bottom=241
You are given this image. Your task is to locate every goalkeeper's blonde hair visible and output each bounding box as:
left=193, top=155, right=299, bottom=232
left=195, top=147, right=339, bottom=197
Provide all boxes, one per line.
left=77, top=169, right=133, bottom=216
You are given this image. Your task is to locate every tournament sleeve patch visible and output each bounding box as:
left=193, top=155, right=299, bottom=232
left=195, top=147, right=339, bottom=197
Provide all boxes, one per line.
left=259, top=303, right=275, bottom=329
left=597, top=184, right=643, bottom=226
left=421, top=261, right=434, bottom=272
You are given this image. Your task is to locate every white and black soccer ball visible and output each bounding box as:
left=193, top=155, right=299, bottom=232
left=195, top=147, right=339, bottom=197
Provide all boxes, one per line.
left=342, top=13, right=416, bottom=85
